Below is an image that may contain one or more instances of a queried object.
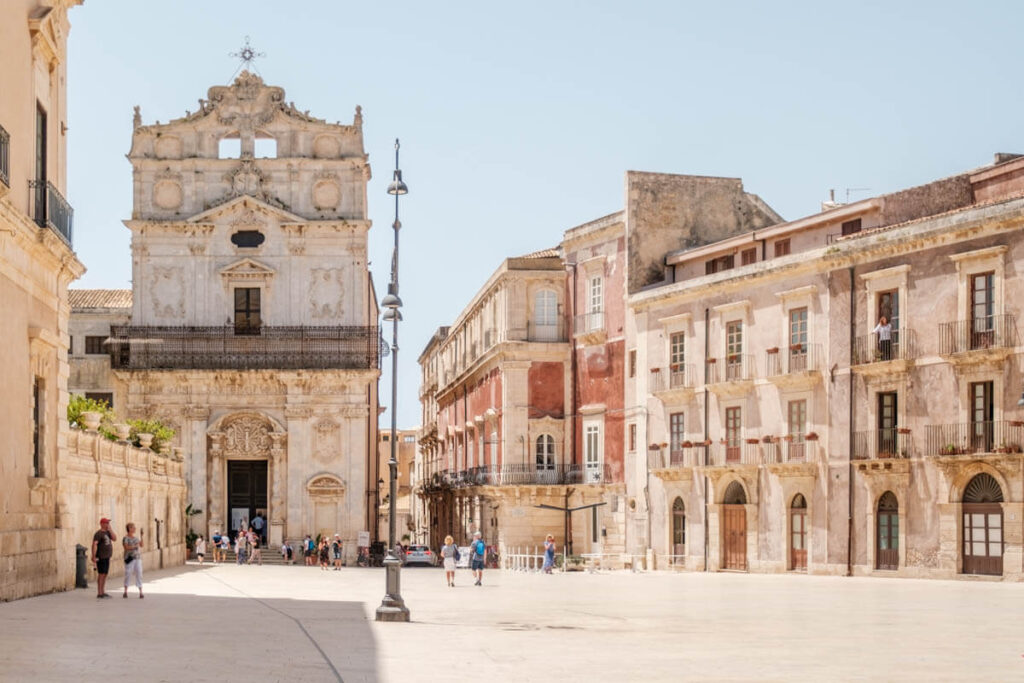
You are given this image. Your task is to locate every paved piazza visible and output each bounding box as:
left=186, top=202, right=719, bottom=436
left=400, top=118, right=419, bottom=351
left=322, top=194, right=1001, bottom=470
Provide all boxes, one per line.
left=1, top=564, right=1021, bottom=682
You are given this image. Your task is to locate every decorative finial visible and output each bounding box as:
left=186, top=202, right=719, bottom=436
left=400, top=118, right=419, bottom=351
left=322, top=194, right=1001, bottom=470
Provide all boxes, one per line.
left=133, top=105, right=141, bottom=129
left=354, top=105, right=363, bottom=128
left=229, top=36, right=265, bottom=70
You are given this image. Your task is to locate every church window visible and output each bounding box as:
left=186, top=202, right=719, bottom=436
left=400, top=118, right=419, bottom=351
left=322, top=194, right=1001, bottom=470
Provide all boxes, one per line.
left=231, top=230, right=265, bottom=248
left=218, top=134, right=241, bottom=159
left=254, top=135, right=277, bottom=158
left=234, top=287, right=261, bottom=335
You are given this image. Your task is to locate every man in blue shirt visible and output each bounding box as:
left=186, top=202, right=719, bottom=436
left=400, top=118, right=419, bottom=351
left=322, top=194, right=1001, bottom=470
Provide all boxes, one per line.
left=471, top=531, right=486, bottom=586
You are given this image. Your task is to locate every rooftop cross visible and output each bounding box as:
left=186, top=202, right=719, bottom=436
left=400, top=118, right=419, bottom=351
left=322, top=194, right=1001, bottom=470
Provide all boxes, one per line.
left=229, top=36, right=265, bottom=75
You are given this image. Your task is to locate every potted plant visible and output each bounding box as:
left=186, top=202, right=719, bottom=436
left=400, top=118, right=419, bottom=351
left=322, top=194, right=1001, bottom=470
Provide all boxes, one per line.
left=766, top=347, right=779, bottom=354
left=184, top=503, right=202, bottom=559
left=805, top=432, right=819, bottom=441
left=783, top=434, right=794, bottom=442
left=897, top=427, right=911, bottom=435
left=681, top=440, right=693, bottom=449
left=565, top=555, right=586, bottom=572
left=790, top=343, right=803, bottom=352
left=762, top=435, right=774, bottom=444
left=994, top=443, right=1008, bottom=454
left=1009, top=420, right=1024, bottom=428
left=706, top=357, right=717, bottom=364
left=942, top=443, right=958, bottom=456
left=746, top=438, right=760, bottom=445
left=1009, top=443, right=1023, bottom=453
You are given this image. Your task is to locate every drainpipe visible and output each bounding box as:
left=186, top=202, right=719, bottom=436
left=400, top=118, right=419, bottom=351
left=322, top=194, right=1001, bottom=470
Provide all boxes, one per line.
left=568, top=263, right=578, bottom=467
left=847, top=266, right=855, bottom=577
left=703, top=307, right=710, bottom=572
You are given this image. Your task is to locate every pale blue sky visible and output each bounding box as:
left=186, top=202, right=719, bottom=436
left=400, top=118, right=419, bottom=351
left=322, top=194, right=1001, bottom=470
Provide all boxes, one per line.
left=67, top=0, right=1022, bottom=428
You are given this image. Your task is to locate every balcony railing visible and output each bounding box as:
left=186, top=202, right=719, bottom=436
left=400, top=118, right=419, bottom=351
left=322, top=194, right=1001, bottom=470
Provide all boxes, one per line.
left=709, top=441, right=760, bottom=466
left=527, top=321, right=568, bottom=342
left=0, top=125, right=9, bottom=188
left=28, top=179, right=73, bottom=245
left=648, top=447, right=701, bottom=469
left=925, top=421, right=1024, bottom=457
left=852, top=329, right=916, bottom=365
left=707, top=354, right=755, bottom=383
left=852, top=429, right=913, bottom=460
left=574, top=310, right=605, bottom=335
left=444, top=463, right=614, bottom=487
left=107, top=325, right=378, bottom=370
left=766, top=343, right=822, bottom=376
left=938, top=315, right=1018, bottom=355
left=650, top=364, right=696, bottom=392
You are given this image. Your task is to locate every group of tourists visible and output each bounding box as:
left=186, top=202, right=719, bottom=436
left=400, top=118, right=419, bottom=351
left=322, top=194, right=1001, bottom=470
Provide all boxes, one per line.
left=297, top=534, right=345, bottom=570
left=439, top=531, right=489, bottom=587
left=90, top=517, right=144, bottom=599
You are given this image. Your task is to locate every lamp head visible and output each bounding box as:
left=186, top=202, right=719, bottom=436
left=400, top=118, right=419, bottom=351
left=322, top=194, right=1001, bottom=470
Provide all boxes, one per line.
left=387, top=169, right=408, bottom=196
left=382, top=308, right=403, bottom=322
left=381, top=293, right=403, bottom=310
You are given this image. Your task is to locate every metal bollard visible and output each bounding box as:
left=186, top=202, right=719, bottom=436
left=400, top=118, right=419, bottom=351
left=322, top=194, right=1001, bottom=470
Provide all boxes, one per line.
left=75, top=544, right=88, bottom=588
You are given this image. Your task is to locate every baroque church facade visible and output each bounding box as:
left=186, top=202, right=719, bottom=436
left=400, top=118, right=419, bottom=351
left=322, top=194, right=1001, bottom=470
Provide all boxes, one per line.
left=70, top=72, right=380, bottom=557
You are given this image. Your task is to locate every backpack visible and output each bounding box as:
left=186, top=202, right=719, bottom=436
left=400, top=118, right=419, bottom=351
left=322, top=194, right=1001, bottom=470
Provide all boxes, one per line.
left=474, top=540, right=485, bottom=557
left=454, top=546, right=461, bottom=562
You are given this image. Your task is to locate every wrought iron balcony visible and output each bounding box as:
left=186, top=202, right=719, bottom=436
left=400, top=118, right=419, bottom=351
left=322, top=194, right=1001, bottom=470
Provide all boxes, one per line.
left=445, top=463, right=614, bottom=487
left=852, top=429, right=913, bottom=460
left=707, top=354, right=755, bottom=383
left=527, top=321, right=568, bottom=342
left=650, top=364, right=696, bottom=393
left=574, top=310, right=605, bottom=335
left=938, top=315, right=1017, bottom=355
left=28, top=179, right=73, bottom=245
left=762, top=438, right=813, bottom=464
left=106, top=325, right=379, bottom=370
left=925, top=421, right=1024, bottom=457
left=0, top=125, right=9, bottom=189
left=648, top=447, right=701, bottom=469
left=853, top=329, right=916, bottom=365
left=766, top=343, right=822, bottom=376
left=709, top=441, right=760, bottom=466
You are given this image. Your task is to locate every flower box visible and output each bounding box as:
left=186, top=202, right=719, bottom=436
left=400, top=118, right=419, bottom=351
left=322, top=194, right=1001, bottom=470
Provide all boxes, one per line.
left=897, top=428, right=911, bottom=435
left=766, top=347, right=779, bottom=354
left=805, top=432, right=819, bottom=441
left=745, top=438, right=760, bottom=445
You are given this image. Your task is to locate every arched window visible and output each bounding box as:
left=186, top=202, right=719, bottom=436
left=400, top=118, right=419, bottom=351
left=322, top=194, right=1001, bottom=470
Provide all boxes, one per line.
left=791, top=493, right=807, bottom=509
left=723, top=481, right=747, bottom=505
left=962, top=473, right=1004, bottom=576
left=533, top=290, right=558, bottom=341
left=963, top=473, right=1003, bottom=503
left=790, top=493, right=808, bottom=570
left=535, top=434, right=555, bottom=471
left=671, top=497, right=685, bottom=550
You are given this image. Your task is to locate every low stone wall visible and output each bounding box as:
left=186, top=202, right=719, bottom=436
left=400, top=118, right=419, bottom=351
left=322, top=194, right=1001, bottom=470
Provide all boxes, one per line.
left=54, top=430, right=188, bottom=591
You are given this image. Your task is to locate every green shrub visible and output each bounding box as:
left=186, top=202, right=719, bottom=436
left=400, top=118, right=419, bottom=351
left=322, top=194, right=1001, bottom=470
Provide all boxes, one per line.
left=67, top=395, right=175, bottom=451
left=67, top=394, right=114, bottom=429
left=128, top=418, right=176, bottom=452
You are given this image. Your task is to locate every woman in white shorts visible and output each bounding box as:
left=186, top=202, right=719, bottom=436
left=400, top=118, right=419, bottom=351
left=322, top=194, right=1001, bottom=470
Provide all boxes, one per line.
left=441, top=535, right=459, bottom=587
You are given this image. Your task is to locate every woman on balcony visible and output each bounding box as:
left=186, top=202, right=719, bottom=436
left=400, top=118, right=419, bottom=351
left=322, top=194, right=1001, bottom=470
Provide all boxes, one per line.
left=873, top=316, right=892, bottom=361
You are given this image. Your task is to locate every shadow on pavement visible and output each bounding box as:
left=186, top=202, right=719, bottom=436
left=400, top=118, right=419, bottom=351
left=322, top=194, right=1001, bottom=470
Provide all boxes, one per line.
left=0, top=577, right=378, bottom=683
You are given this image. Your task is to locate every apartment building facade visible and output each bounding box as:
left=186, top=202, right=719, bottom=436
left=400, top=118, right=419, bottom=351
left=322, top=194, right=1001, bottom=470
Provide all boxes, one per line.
left=635, top=154, right=1024, bottom=580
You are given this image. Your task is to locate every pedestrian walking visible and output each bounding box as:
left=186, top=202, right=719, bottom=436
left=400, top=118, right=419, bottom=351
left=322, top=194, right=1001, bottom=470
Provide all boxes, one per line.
left=248, top=530, right=262, bottom=565
left=235, top=531, right=247, bottom=565
left=252, top=512, right=265, bottom=546
left=471, top=531, right=486, bottom=586
left=318, top=539, right=330, bottom=570
left=331, top=534, right=343, bottom=570
left=195, top=535, right=206, bottom=565
left=90, top=517, right=117, bottom=598
left=122, top=523, right=144, bottom=599
left=873, top=315, right=893, bottom=361
left=441, top=535, right=459, bottom=587
left=543, top=534, right=556, bottom=574
left=303, top=535, right=314, bottom=566
left=211, top=530, right=223, bottom=563
left=281, top=540, right=294, bottom=565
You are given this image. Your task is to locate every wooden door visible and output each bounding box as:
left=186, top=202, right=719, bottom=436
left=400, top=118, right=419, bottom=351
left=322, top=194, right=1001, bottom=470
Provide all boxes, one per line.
left=722, top=505, right=747, bottom=570
left=963, top=503, right=1003, bottom=576
left=876, top=492, right=899, bottom=570
left=790, top=494, right=807, bottom=571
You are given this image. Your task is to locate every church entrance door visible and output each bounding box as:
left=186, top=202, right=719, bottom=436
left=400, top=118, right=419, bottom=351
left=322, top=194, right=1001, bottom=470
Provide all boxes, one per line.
left=228, top=460, right=267, bottom=539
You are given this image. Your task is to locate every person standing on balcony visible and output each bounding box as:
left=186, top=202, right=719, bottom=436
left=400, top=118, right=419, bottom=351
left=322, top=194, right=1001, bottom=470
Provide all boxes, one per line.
left=873, top=316, right=892, bottom=361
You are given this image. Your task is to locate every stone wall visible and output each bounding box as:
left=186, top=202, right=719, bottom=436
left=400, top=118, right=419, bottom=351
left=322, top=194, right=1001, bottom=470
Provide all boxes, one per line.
left=56, top=429, right=187, bottom=590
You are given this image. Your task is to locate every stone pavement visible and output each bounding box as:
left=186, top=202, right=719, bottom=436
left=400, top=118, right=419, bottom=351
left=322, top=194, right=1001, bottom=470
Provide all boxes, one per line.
left=1, top=562, right=1022, bottom=682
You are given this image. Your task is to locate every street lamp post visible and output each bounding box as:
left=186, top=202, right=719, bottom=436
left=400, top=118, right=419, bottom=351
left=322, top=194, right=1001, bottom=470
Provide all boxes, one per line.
left=376, top=139, right=410, bottom=622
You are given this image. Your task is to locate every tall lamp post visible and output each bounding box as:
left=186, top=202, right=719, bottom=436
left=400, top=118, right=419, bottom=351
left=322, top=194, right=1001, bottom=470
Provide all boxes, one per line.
left=376, top=139, right=410, bottom=622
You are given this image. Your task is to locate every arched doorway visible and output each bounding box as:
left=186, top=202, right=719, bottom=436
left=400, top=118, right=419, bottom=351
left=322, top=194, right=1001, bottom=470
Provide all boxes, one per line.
left=962, top=473, right=1003, bottom=576
left=671, top=497, right=685, bottom=564
left=876, top=491, right=899, bottom=570
left=790, top=493, right=807, bottom=571
left=722, top=481, right=747, bottom=571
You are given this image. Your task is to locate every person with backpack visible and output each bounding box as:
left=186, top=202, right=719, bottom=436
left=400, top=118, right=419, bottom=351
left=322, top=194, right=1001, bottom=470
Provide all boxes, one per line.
left=471, top=531, right=486, bottom=586
left=440, top=535, right=459, bottom=587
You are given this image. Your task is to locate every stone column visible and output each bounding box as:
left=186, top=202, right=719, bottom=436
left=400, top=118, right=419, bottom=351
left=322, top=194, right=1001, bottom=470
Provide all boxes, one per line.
left=501, top=361, right=532, bottom=466
left=270, top=432, right=287, bottom=546
left=186, top=406, right=210, bottom=533
left=208, top=433, right=224, bottom=536
left=284, top=406, right=311, bottom=543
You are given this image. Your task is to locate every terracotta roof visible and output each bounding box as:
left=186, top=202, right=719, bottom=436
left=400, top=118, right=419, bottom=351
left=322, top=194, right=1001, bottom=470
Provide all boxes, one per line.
left=69, top=289, right=132, bottom=309
left=517, top=246, right=561, bottom=259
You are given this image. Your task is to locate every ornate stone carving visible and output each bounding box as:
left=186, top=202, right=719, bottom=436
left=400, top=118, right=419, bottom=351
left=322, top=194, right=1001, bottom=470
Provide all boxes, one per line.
left=221, top=415, right=274, bottom=457
left=153, top=180, right=183, bottom=210
left=150, top=266, right=185, bottom=318
left=312, top=180, right=341, bottom=210
left=309, top=267, right=344, bottom=319
left=313, top=419, right=340, bottom=462
left=313, top=135, right=341, bottom=159
left=307, top=474, right=346, bottom=498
